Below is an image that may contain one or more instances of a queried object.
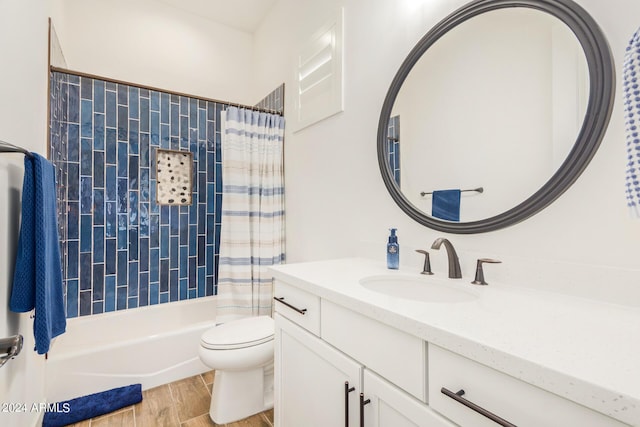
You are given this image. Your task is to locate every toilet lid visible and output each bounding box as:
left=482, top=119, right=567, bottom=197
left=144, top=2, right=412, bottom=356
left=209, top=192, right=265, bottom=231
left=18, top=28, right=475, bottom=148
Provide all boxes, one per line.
left=201, top=315, right=274, bottom=350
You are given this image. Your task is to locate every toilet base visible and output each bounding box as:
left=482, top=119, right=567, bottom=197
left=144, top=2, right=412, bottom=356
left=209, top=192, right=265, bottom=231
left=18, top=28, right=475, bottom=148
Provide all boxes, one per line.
left=210, top=363, right=274, bottom=424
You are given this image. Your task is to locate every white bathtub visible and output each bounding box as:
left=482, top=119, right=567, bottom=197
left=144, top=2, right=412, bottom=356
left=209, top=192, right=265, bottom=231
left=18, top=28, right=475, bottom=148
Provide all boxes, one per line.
left=45, top=297, right=217, bottom=402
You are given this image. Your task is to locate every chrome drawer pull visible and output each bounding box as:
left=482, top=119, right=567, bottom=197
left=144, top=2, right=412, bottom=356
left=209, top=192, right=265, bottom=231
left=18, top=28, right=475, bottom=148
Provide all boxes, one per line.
left=441, top=387, right=517, bottom=427
left=273, top=296, right=307, bottom=315
left=345, top=381, right=355, bottom=427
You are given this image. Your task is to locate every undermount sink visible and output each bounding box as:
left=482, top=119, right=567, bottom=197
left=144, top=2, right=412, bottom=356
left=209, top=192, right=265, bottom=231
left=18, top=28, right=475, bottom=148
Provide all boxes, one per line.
left=359, top=275, right=478, bottom=303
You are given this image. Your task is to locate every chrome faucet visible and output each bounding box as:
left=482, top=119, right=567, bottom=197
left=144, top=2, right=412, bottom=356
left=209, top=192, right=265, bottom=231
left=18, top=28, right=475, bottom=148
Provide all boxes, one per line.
left=430, top=238, right=462, bottom=278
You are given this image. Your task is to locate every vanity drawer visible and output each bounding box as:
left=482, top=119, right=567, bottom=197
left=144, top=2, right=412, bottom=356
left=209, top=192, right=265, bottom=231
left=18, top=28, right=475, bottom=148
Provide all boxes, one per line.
left=273, top=280, right=320, bottom=336
left=428, top=344, right=627, bottom=427
left=321, top=300, right=426, bottom=402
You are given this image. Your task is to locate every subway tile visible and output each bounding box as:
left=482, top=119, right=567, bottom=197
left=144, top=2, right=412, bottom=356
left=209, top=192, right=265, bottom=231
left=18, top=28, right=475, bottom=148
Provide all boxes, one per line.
left=179, top=96, right=188, bottom=115
left=81, top=100, right=93, bottom=138
left=189, top=225, right=197, bottom=257
left=161, top=124, right=170, bottom=149
left=206, top=245, right=214, bottom=276
left=151, top=111, right=160, bottom=146
left=129, top=119, right=139, bottom=154
left=197, top=204, right=206, bottom=234
left=80, top=77, right=92, bottom=100
left=160, top=225, right=169, bottom=258
left=117, top=215, right=127, bottom=250
left=171, top=136, right=179, bottom=151
left=93, top=226, right=104, bottom=262
left=67, top=201, right=79, bottom=239
left=129, top=156, right=139, bottom=190
left=160, top=259, right=169, bottom=292
left=117, top=84, right=128, bottom=105
left=198, top=108, right=207, bottom=140
left=207, top=183, right=214, bottom=214
left=150, top=248, right=159, bottom=282
left=180, top=278, right=188, bottom=300
left=94, top=151, right=105, bottom=188
left=129, top=87, right=139, bottom=119
left=129, top=227, right=139, bottom=261
left=169, top=269, right=178, bottom=302
left=106, top=128, right=117, bottom=164
left=198, top=235, right=206, bottom=266
left=67, top=240, right=79, bottom=279
left=188, top=257, right=196, bottom=289
left=198, top=267, right=206, bottom=297
left=66, top=279, right=78, bottom=318
left=106, top=165, right=116, bottom=201
left=105, top=239, right=116, bottom=275
left=68, top=84, right=80, bottom=123
left=117, top=178, right=128, bottom=213
left=188, top=288, right=196, bottom=299
left=79, top=291, right=92, bottom=316
left=118, top=105, right=128, bottom=141
left=105, top=202, right=116, bottom=237
left=140, top=168, right=149, bottom=202
left=160, top=93, right=169, bottom=123
left=94, top=113, right=105, bottom=150
left=129, top=191, right=139, bottom=225
left=170, top=205, right=179, bottom=235
left=140, top=133, right=150, bottom=168
left=139, top=272, right=149, bottom=307
left=171, top=103, right=179, bottom=137
left=170, top=236, right=178, bottom=269
left=128, top=261, right=139, bottom=297
left=80, top=253, right=91, bottom=290
left=117, top=286, right=127, bottom=310
left=160, top=292, right=168, bottom=304
left=180, top=213, right=188, bottom=245
left=206, top=276, right=214, bottom=297
left=80, top=138, right=92, bottom=176
left=150, top=91, right=160, bottom=112
left=106, top=90, right=116, bottom=127
left=68, top=123, right=79, bottom=162
left=105, top=276, right=116, bottom=312
left=80, top=214, right=92, bottom=252
left=140, top=202, right=149, bottom=236
left=117, top=250, right=128, bottom=286
left=206, top=215, right=214, bottom=246
left=128, top=297, right=138, bottom=309
left=180, top=116, right=189, bottom=149
left=150, top=215, right=159, bottom=247
left=180, top=245, right=188, bottom=279
left=149, top=282, right=159, bottom=305
left=117, top=142, right=128, bottom=177
left=93, top=264, right=104, bottom=300
left=140, top=237, right=149, bottom=273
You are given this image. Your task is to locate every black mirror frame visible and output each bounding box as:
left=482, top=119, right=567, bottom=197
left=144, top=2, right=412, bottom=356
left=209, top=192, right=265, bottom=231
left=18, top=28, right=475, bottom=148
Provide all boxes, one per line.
left=377, top=0, right=615, bottom=234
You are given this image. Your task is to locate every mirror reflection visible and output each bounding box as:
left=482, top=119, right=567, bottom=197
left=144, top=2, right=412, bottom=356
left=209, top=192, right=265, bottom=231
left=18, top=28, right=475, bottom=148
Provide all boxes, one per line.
left=387, top=8, right=588, bottom=222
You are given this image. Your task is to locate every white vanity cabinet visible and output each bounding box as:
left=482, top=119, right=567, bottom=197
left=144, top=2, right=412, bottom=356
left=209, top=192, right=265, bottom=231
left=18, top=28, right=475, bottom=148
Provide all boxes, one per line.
left=274, top=281, right=454, bottom=427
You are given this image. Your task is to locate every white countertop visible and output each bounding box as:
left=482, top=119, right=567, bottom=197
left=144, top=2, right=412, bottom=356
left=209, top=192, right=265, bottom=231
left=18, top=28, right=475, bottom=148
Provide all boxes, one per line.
left=269, top=257, right=640, bottom=426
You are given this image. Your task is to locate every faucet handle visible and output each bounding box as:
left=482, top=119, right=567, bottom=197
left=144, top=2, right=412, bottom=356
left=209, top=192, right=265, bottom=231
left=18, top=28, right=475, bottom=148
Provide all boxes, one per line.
left=471, top=258, right=501, bottom=286
left=415, top=250, right=434, bottom=275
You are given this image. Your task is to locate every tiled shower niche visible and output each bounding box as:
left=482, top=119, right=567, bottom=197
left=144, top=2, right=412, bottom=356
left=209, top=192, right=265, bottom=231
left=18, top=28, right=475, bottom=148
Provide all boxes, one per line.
left=50, top=71, right=284, bottom=317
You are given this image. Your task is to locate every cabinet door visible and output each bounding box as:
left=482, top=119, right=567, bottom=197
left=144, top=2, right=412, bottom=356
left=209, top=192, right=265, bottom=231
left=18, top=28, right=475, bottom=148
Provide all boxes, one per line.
left=362, top=370, right=456, bottom=427
left=275, top=314, right=362, bottom=427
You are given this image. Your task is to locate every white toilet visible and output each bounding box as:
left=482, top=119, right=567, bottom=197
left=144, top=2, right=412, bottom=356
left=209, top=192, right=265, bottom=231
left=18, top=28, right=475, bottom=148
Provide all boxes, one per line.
left=198, top=315, right=275, bottom=424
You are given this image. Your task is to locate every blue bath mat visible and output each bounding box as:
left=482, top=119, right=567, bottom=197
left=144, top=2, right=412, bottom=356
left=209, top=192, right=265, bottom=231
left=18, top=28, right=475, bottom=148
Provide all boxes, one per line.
left=42, top=384, right=142, bottom=427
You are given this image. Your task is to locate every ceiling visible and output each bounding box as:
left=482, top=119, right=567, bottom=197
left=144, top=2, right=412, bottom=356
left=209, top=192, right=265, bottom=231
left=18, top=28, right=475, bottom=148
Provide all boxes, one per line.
left=156, top=0, right=278, bottom=33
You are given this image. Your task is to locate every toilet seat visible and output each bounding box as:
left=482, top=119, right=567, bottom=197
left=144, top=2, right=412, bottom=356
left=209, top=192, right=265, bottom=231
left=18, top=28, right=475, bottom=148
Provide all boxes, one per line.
left=201, top=315, right=274, bottom=350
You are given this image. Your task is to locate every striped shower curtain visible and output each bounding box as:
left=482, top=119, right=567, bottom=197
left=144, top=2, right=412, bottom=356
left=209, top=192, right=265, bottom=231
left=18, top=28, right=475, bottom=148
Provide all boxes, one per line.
left=216, top=107, right=285, bottom=319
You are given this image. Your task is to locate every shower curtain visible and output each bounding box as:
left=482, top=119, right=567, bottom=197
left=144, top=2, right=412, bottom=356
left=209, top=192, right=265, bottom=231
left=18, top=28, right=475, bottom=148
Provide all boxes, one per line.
left=216, top=106, right=285, bottom=318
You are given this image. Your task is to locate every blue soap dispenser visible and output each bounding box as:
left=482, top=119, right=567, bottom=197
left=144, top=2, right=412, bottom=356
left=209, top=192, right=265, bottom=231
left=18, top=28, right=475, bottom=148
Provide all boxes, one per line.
left=387, top=228, right=399, bottom=269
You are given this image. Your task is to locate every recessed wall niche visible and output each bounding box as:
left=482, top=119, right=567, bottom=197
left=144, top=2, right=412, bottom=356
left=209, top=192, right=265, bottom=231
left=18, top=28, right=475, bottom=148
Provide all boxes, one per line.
left=156, top=149, right=193, bottom=205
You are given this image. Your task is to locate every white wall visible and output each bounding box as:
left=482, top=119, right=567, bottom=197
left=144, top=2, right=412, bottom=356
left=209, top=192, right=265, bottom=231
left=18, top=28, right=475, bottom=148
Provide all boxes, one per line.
left=52, top=0, right=256, bottom=105
left=0, top=0, right=51, bottom=425
left=253, top=0, right=640, bottom=304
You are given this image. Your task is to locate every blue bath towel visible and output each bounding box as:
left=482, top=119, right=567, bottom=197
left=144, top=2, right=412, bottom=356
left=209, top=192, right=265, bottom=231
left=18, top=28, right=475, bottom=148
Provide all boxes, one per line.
left=42, top=384, right=143, bottom=427
left=432, top=189, right=461, bottom=222
left=9, top=153, right=66, bottom=354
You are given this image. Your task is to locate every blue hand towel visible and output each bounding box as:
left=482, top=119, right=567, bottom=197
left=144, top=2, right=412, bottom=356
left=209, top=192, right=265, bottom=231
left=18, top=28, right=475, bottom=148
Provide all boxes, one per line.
left=624, top=27, right=640, bottom=218
left=42, top=384, right=143, bottom=427
left=10, top=153, right=66, bottom=354
left=432, top=189, right=461, bottom=222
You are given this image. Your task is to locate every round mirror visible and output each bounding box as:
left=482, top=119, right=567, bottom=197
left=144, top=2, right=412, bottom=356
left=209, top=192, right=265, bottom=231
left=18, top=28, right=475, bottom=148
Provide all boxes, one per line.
left=377, top=0, right=615, bottom=233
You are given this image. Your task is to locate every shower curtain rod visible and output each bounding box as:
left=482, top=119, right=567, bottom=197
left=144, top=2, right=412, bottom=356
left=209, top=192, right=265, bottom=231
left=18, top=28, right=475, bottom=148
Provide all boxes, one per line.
left=49, top=66, right=284, bottom=116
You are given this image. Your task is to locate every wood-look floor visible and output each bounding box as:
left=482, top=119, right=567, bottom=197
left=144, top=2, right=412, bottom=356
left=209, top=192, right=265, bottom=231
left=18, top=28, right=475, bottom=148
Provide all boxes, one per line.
left=67, top=371, right=273, bottom=427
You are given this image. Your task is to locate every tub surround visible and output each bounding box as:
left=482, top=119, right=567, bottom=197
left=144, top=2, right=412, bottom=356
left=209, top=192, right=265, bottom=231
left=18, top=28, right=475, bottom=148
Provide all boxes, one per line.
left=270, top=258, right=640, bottom=426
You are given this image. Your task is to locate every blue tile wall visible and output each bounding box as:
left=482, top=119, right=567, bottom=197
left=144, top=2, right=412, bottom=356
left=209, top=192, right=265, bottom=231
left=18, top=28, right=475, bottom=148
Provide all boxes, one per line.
left=50, top=71, right=285, bottom=317
left=387, top=115, right=401, bottom=186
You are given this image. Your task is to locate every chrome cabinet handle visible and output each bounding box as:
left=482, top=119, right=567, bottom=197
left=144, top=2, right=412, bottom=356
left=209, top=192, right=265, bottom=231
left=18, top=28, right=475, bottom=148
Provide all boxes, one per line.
left=441, top=388, right=517, bottom=427
left=273, top=296, right=307, bottom=315
left=345, top=381, right=355, bottom=427
left=359, top=393, right=371, bottom=427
